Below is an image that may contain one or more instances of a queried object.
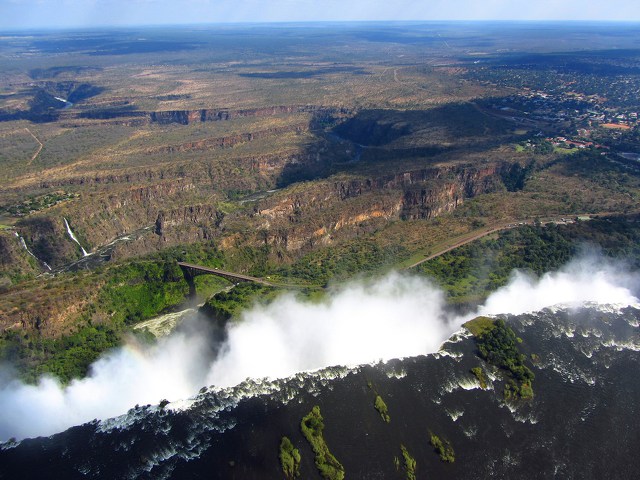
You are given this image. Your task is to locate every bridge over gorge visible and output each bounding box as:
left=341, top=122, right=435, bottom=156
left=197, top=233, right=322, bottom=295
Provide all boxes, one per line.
left=177, top=262, right=277, bottom=296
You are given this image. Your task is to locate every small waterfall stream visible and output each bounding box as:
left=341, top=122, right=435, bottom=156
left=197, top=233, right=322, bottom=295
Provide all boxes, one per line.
left=63, top=218, right=89, bottom=257
left=14, top=232, right=52, bottom=271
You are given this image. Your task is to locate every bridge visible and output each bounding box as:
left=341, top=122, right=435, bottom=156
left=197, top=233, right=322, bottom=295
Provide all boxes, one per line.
left=177, top=262, right=276, bottom=296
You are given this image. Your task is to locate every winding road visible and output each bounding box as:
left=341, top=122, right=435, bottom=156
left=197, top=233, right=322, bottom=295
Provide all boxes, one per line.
left=25, top=128, right=43, bottom=166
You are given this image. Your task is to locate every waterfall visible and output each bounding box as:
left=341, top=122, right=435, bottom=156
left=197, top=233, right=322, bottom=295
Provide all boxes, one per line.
left=14, top=232, right=52, bottom=271
left=63, top=218, right=89, bottom=256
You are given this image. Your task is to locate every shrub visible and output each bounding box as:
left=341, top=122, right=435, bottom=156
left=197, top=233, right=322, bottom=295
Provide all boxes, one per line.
left=471, top=366, right=488, bottom=389
left=429, top=432, right=455, bottom=463
left=400, top=445, right=417, bottom=480
left=300, top=406, right=345, bottom=480
left=279, top=436, right=301, bottom=479
left=374, top=395, right=391, bottom=423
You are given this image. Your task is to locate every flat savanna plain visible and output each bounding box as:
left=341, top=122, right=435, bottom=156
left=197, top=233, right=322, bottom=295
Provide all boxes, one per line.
left=1, top=23, right=640, bottom=381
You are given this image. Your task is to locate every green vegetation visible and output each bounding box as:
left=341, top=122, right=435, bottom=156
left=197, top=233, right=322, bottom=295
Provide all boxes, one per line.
left=0, top=240, right=230, bottom=384
left=203, top=283, right=281, bottom=320
left=417, top=224, right=573, bottom=303
left=374, top=395, right=391, bottom=423
left=471, top=366, right=488, bottom=389
left=300, top=406, right=345, bottom=480
left=96, top=261, right=188, bottom=326
left=500, top=161, right=536, bottom=192
left=1, top=324, right=122, bottom=384
left=398, top=445, right=417, bottom=480
left=470, top=318, right=535, bottom=400
left=279, top=436, right=301, bottom=479
left=277, top=239, right=408, bottom=286
left=417, top=217, right=640, bottom=304
left=99, top=241, right=227, bottom=320
left=463, top=316, right=495, bottom=337
left=517, top=138, right=554, bottom=155
left=0, top=191, right=78, bottom=217
left=429, top=432, right=455, bottom=463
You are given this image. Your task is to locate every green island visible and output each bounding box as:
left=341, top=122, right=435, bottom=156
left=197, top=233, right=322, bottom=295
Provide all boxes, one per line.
left=279, top=436, right=301, bottom=479
left=465, top=317, right=535, bottom=400
left=429, top=432, right=456, bottom=463
left=471, top=366, right=488, bottom=390
left=374, top=394, right=391, bottom=423
left=300, top=406, right=345, bottom=480
left=396, top=444, right=417, bottom=480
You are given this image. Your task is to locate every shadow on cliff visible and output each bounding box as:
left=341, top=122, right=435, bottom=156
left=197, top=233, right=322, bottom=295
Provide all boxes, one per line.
left=276, top=103, right=516, bottom=188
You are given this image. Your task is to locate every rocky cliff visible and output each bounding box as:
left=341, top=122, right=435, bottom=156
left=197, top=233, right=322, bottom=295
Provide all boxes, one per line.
left=149, top=105, right=350, bottom=125
left=2, top=155, right=510, bottom=280
left=14, top=217, right=84, bottom=268
left=0, top=233, right=41, bottom=287
left=145, top=123, right=309, bottom=155
left=250, top=162, right=505, bottom=252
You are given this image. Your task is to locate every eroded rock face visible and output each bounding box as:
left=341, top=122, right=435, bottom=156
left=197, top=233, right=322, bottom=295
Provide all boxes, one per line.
left=253, top=162, right=504, bottom=251
left=3, top=156, right=507, bottom=275
left=0, top=235, right=23, bottom=269
left=0, top=233, right=42, bottom=284
left=154, top=205, right=222, bottom=237
left=14, top=217, right=81, bottom=268
left=145, top=124, right=309, bottom=155
left=149, top=105, right=350, bottom=125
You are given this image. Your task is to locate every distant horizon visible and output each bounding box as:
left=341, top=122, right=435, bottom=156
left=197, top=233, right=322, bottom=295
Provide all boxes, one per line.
left=3, top=19, right=640, bottom=34
left=2, top=0, right=640, bottom=31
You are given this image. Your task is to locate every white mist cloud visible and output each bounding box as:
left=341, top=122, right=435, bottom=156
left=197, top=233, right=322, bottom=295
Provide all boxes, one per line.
left=0, top=320, right=215, bottom=441
left=479, top=256, right=640, bottom=316
left=0, top=255, right=638, bottom=441
left=205, top=274, right=450, bottom=387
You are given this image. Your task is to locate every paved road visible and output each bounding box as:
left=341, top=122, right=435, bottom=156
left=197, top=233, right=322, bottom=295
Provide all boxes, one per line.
left=403, top=211, right=637, bottom=270
left=403, top=223, right=517, bottom=269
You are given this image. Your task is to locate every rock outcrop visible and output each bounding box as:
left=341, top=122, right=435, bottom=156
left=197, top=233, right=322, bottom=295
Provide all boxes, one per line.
left=252, top=162, right=505, bottom=252
left=145, top=123, right=309, bottom=155
left=15, top=217, right=83, bottom=268
left=149, top=105, right=351, bottom=125
left=154, top=205, right=223, bottom=239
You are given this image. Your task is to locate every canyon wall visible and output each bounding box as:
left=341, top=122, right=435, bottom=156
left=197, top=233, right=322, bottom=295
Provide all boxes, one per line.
left=251, top=162, right=505, bottom=252
left=148, top=105, right=350, bottom=125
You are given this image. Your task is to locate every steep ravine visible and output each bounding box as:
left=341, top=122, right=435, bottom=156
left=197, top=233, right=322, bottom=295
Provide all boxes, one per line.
left=2, top=160, right=511, bottom=276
